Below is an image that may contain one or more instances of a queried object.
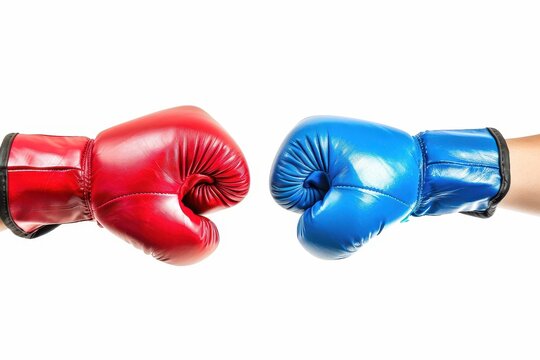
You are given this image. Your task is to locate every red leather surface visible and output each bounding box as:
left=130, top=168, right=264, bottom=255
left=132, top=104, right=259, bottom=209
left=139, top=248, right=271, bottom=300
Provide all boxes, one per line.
left=92, top=106, right=250, bottom=264
left=6, top=106, right=250, bottom=265
left=7, top=135, right=92, bottom=233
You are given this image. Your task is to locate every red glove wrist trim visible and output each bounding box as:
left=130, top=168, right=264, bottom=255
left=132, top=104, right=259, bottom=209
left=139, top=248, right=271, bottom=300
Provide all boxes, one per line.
left=0, top=133, right=60, bottom=238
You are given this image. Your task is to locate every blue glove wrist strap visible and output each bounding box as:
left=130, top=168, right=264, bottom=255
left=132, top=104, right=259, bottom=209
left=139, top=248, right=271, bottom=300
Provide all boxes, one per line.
left=412, top=128, right=510, bottom=217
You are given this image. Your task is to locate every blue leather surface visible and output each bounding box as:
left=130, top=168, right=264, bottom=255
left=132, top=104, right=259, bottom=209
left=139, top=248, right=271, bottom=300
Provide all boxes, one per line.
left=270, top=116, right=421, bottom=259
left=270, top=116, right=503, bottom=259
left=413, top=129, right=501, bottom=216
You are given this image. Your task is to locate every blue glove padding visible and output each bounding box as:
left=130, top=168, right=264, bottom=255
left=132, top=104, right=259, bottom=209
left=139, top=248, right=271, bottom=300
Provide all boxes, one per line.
left=270, top=116, right=510, bottom=260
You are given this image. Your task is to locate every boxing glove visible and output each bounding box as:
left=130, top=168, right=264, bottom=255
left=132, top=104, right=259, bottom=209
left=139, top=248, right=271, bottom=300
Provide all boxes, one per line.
left=270, top=116, right=510, bottom=260
left=0, top=106, right=250, bottom=265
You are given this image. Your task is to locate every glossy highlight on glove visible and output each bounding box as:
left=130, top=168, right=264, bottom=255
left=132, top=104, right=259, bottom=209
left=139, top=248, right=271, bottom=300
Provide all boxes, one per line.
left=271, top=116, right=421, bottom=259
left=0, top=106, right=250, bottom=265
left=270, top=116, right=508, bottom=260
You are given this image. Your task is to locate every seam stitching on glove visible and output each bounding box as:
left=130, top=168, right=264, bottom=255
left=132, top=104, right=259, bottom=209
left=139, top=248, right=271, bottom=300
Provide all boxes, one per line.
left=413, top=134, right=426, bottom=215
left=95, top=192, right=177, bottom=210
left=426, top=160, right=498, bottom=169
left=82, top=139, right=95, bottom=220
left=333, top=185, right=409, bottom=207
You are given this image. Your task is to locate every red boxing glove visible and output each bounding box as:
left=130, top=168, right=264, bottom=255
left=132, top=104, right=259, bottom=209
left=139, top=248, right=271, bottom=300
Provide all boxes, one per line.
left=0, top=106, right=250, bottom=265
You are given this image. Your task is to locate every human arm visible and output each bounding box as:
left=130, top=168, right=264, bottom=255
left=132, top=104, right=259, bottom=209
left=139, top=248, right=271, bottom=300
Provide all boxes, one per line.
left=500, top=135, right=540, bottom=214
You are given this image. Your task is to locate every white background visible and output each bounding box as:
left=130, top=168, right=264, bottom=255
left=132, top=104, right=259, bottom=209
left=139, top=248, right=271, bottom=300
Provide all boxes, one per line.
left=1, top=1, right=539, bottom=359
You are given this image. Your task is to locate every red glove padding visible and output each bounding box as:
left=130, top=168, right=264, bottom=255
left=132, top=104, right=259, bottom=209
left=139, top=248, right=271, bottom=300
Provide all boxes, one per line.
left=0, top=106, right=250, bottom=265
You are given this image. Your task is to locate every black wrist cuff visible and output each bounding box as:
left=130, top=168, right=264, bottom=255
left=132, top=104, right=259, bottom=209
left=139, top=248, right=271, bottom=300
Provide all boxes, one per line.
left=462, top=127, right=511, bottom=218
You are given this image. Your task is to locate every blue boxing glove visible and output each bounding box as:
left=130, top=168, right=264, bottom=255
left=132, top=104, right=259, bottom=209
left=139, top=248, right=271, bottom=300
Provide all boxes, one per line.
left=270, top=116, right=510, bottom=260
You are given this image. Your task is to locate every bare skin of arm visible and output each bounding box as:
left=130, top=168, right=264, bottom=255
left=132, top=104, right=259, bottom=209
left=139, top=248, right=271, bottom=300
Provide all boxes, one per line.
left=500, top=135, right=540, bottom=214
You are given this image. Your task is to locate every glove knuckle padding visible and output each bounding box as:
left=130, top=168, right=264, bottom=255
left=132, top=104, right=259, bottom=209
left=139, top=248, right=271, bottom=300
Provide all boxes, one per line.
left=271, top=116, right=422, bottom=259
left=270, top=126, right=330, bottom=212
left=179, top=135, right=249, bottom=213
left=92, top=106, right=249, bottom=265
